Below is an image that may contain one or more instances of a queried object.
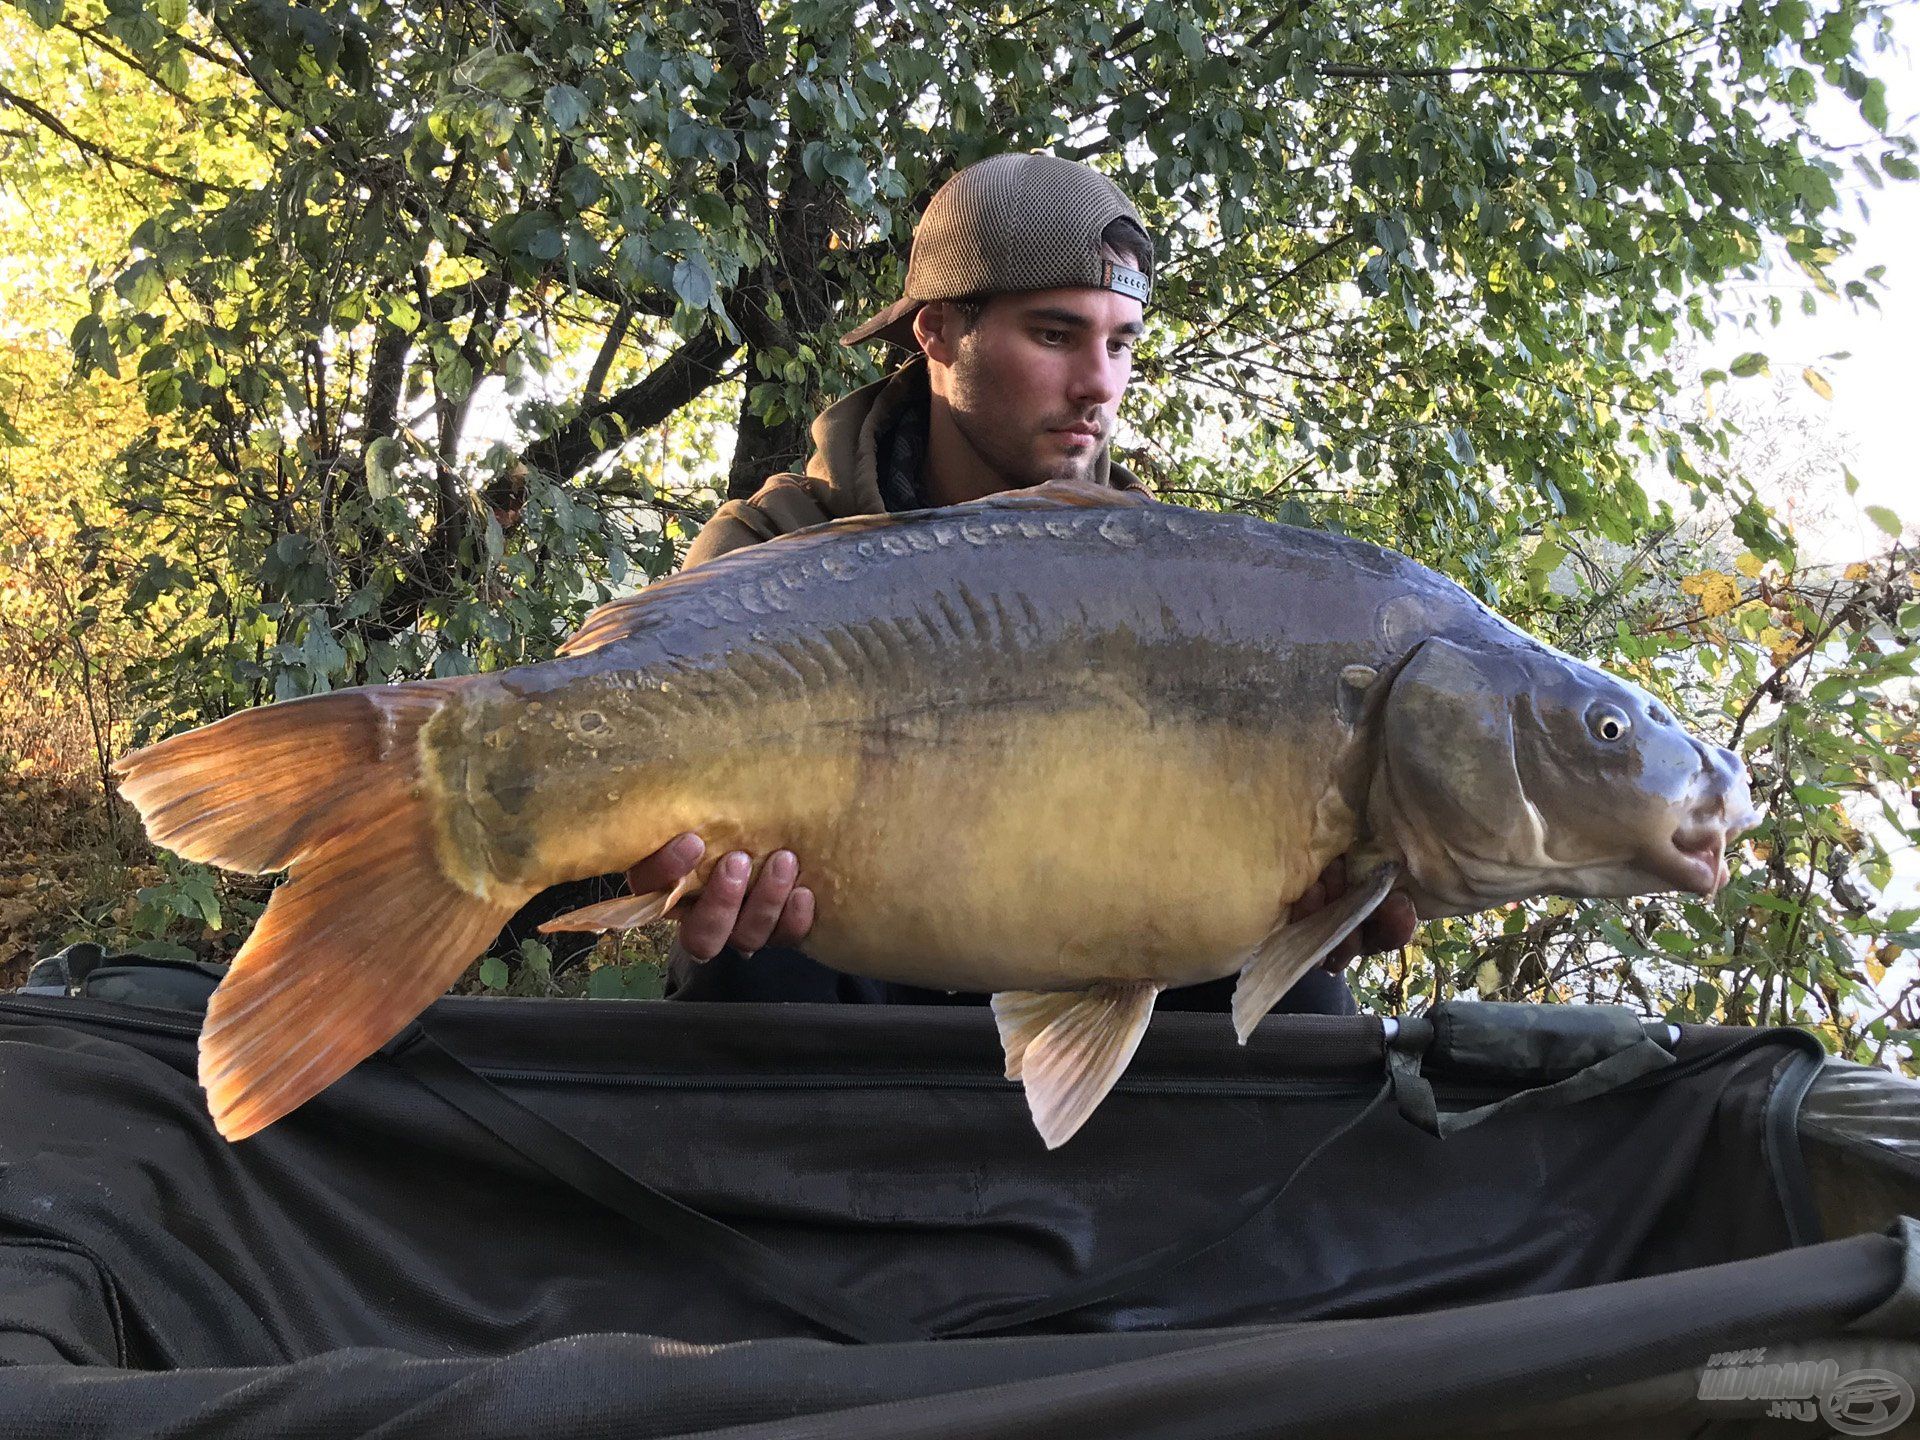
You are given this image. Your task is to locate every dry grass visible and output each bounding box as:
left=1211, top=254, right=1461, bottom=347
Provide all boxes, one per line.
left=0, top=695, right=148, bottom=987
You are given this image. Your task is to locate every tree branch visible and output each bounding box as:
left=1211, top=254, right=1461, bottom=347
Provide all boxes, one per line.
left=1319, top=62, right=1608, bottom=80
left=584, top=304, right=634, bottom=403
left=0, top=81, right=239, bottom=193
left=523, top=325, right=739, bottom=480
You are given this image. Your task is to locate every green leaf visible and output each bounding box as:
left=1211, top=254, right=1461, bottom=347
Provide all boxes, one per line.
left=1729, top=352, right=1769, bottom=378
left=666, top=121, right=704, bottom=160
left=1862, top=77, right=1889, bottom=131
left=545, top=83, right=589, bottom=132
left=67, top=314, right=117, bottom=378
left=365, top=436, right=401, bottom=498
left=1865, top=505, right=1902, bottom=538
left=456, top=51, right=540, bottom=100
left=114, top=258, right=164, bottom=312
left=671, top=254, right=714, bottom=310
left=478, top=956, right=509, bottom=989
left=381, top=293, right=421, bottom=333
left=1528, top=539, right=1567, bottom=574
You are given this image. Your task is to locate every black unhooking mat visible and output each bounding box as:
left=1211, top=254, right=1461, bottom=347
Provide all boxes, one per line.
left=2, top=968, right=1919, bottom=1438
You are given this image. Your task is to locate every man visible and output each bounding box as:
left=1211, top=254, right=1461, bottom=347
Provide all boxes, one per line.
left=623, top=153, right=1414, bottom=1008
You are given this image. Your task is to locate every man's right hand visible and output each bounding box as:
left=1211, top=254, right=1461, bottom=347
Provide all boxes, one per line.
left=626, top=833, right=815, bottom=960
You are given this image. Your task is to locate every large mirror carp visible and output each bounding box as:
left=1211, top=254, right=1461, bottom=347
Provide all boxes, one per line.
left=114, top=481, right=1759, bottom=1147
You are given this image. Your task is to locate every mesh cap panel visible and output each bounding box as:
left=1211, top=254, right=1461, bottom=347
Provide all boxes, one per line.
left=842, top=153, right=1153, bottom=347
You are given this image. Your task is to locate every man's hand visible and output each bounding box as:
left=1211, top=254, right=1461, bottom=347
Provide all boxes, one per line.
left=626, top=834, right=815, bottom=961
left=1289, top=856, right=1417, bottom=973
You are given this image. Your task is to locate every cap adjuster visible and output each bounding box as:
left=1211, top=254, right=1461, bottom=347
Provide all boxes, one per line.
left=1101, top=260, right=1151, bottom=305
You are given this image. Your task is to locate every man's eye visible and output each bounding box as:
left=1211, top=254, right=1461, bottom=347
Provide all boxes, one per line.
left=1035, top=329, right=1067, bottom=345
left=1108, top=339, right=1135, bottom=357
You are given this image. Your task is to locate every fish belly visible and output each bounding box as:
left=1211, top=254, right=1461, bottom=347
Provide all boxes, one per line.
left=795, top=705, right=1343, bottom=993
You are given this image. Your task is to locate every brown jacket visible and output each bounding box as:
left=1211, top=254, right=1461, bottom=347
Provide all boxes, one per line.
left=681, top=356, right=1145, bottom=570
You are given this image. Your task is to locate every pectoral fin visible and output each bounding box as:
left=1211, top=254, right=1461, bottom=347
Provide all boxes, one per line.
left=539, top=872, right=699, bottom=934
left=991, top=981, right=1160, bottom=1149
left=1232, top=862, right=1401, bottom=1043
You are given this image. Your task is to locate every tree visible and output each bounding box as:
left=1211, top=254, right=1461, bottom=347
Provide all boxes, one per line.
left=3, top=0, right=1917, bottom=1051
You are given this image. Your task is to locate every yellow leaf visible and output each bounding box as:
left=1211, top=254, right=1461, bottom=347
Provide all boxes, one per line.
left=1867, top=956, right=1888, bottom=986
left=1682, top=571, right=1739, bottom=617
left=1844, top=562, right=1871, bottom=581
left=1802, top=367, right=1834, bottom=400
left=1475, top=959, right=1503, bottom=997
left=1734, top=552, right=1765, bottom=578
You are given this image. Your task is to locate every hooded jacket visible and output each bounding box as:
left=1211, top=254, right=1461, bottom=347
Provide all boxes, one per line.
left=681, top=356, right=1145, bottom=570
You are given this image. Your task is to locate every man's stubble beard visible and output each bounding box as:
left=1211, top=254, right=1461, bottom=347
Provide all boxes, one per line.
left=945, top=345, right=1101, bottom=489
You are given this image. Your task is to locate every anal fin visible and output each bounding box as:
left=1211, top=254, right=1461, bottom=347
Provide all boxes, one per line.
left=991, top=981, right=1160, bottom=1149
left=539, top=872, right=698, bottom=934
left=1232, top=861, right=1400, bottom=1043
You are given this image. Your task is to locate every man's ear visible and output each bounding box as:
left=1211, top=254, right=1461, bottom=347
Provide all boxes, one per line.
left=914, top=301, right=962, bottom=365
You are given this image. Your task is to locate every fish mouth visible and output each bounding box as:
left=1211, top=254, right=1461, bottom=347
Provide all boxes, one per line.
left=1653, top=825, right=1732, bottom=896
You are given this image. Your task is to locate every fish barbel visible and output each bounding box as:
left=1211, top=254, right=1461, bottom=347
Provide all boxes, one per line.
left=113, top=481, right=1760, bottom=1146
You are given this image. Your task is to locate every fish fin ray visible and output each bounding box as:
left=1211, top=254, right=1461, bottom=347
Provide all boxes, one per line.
left=539, top=873, right=699, bottom=934
left=993, top=982, right=1159, bottom=1149
left=1232, top=862, right=1400, bottom=1044
left=990, top=989, right=1080, bottom=1081
left=201, top=833, right=524, bottom=1141
left=111, top=683, right=462, bottom=874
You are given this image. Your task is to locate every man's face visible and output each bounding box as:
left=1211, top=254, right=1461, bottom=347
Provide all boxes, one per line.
left=920, top=286, right=1145, bottom=489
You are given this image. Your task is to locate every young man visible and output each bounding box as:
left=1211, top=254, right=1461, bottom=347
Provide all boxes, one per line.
left=628, top=153, right=1414, bottom=1007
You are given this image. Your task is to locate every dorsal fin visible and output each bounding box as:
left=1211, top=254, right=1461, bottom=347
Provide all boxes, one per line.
left=559, top=479, right=1155, bottom=658
left=558, top=566, right=720, bottom=658
left=985, top=477, right=1157, bottom=511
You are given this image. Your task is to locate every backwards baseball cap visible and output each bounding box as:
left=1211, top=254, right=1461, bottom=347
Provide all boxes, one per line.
left=840, top=152, right=1154, bottom=349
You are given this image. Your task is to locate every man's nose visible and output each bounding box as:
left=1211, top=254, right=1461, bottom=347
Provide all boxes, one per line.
left=1065, top=344, right=1124, bottom=408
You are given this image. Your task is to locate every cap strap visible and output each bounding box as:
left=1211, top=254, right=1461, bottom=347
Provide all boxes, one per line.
left=1101, top=260, right=1151, bottom=305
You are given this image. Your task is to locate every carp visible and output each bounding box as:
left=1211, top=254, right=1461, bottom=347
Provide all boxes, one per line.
left=113, top=481, right=1759, bottom=1147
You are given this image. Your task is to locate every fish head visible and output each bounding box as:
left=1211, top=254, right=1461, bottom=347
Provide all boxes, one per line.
left=1374, top=637, right=1761, bottom=916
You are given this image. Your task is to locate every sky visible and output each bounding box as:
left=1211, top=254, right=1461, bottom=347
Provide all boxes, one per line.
left=1703, top=45, right=1919, bottom=565
left=1743, top=48, right=1920, bottom=925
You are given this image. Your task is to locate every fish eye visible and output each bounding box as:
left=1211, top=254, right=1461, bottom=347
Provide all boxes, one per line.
left=1587, top=704, right=1632, bottom=743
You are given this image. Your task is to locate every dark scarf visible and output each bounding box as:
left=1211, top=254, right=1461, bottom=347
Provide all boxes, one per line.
left=874, top=380, right=930, bottom=514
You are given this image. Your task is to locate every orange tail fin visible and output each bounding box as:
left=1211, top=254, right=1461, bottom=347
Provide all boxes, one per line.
left=112, top=685, right=526, bottom=1141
